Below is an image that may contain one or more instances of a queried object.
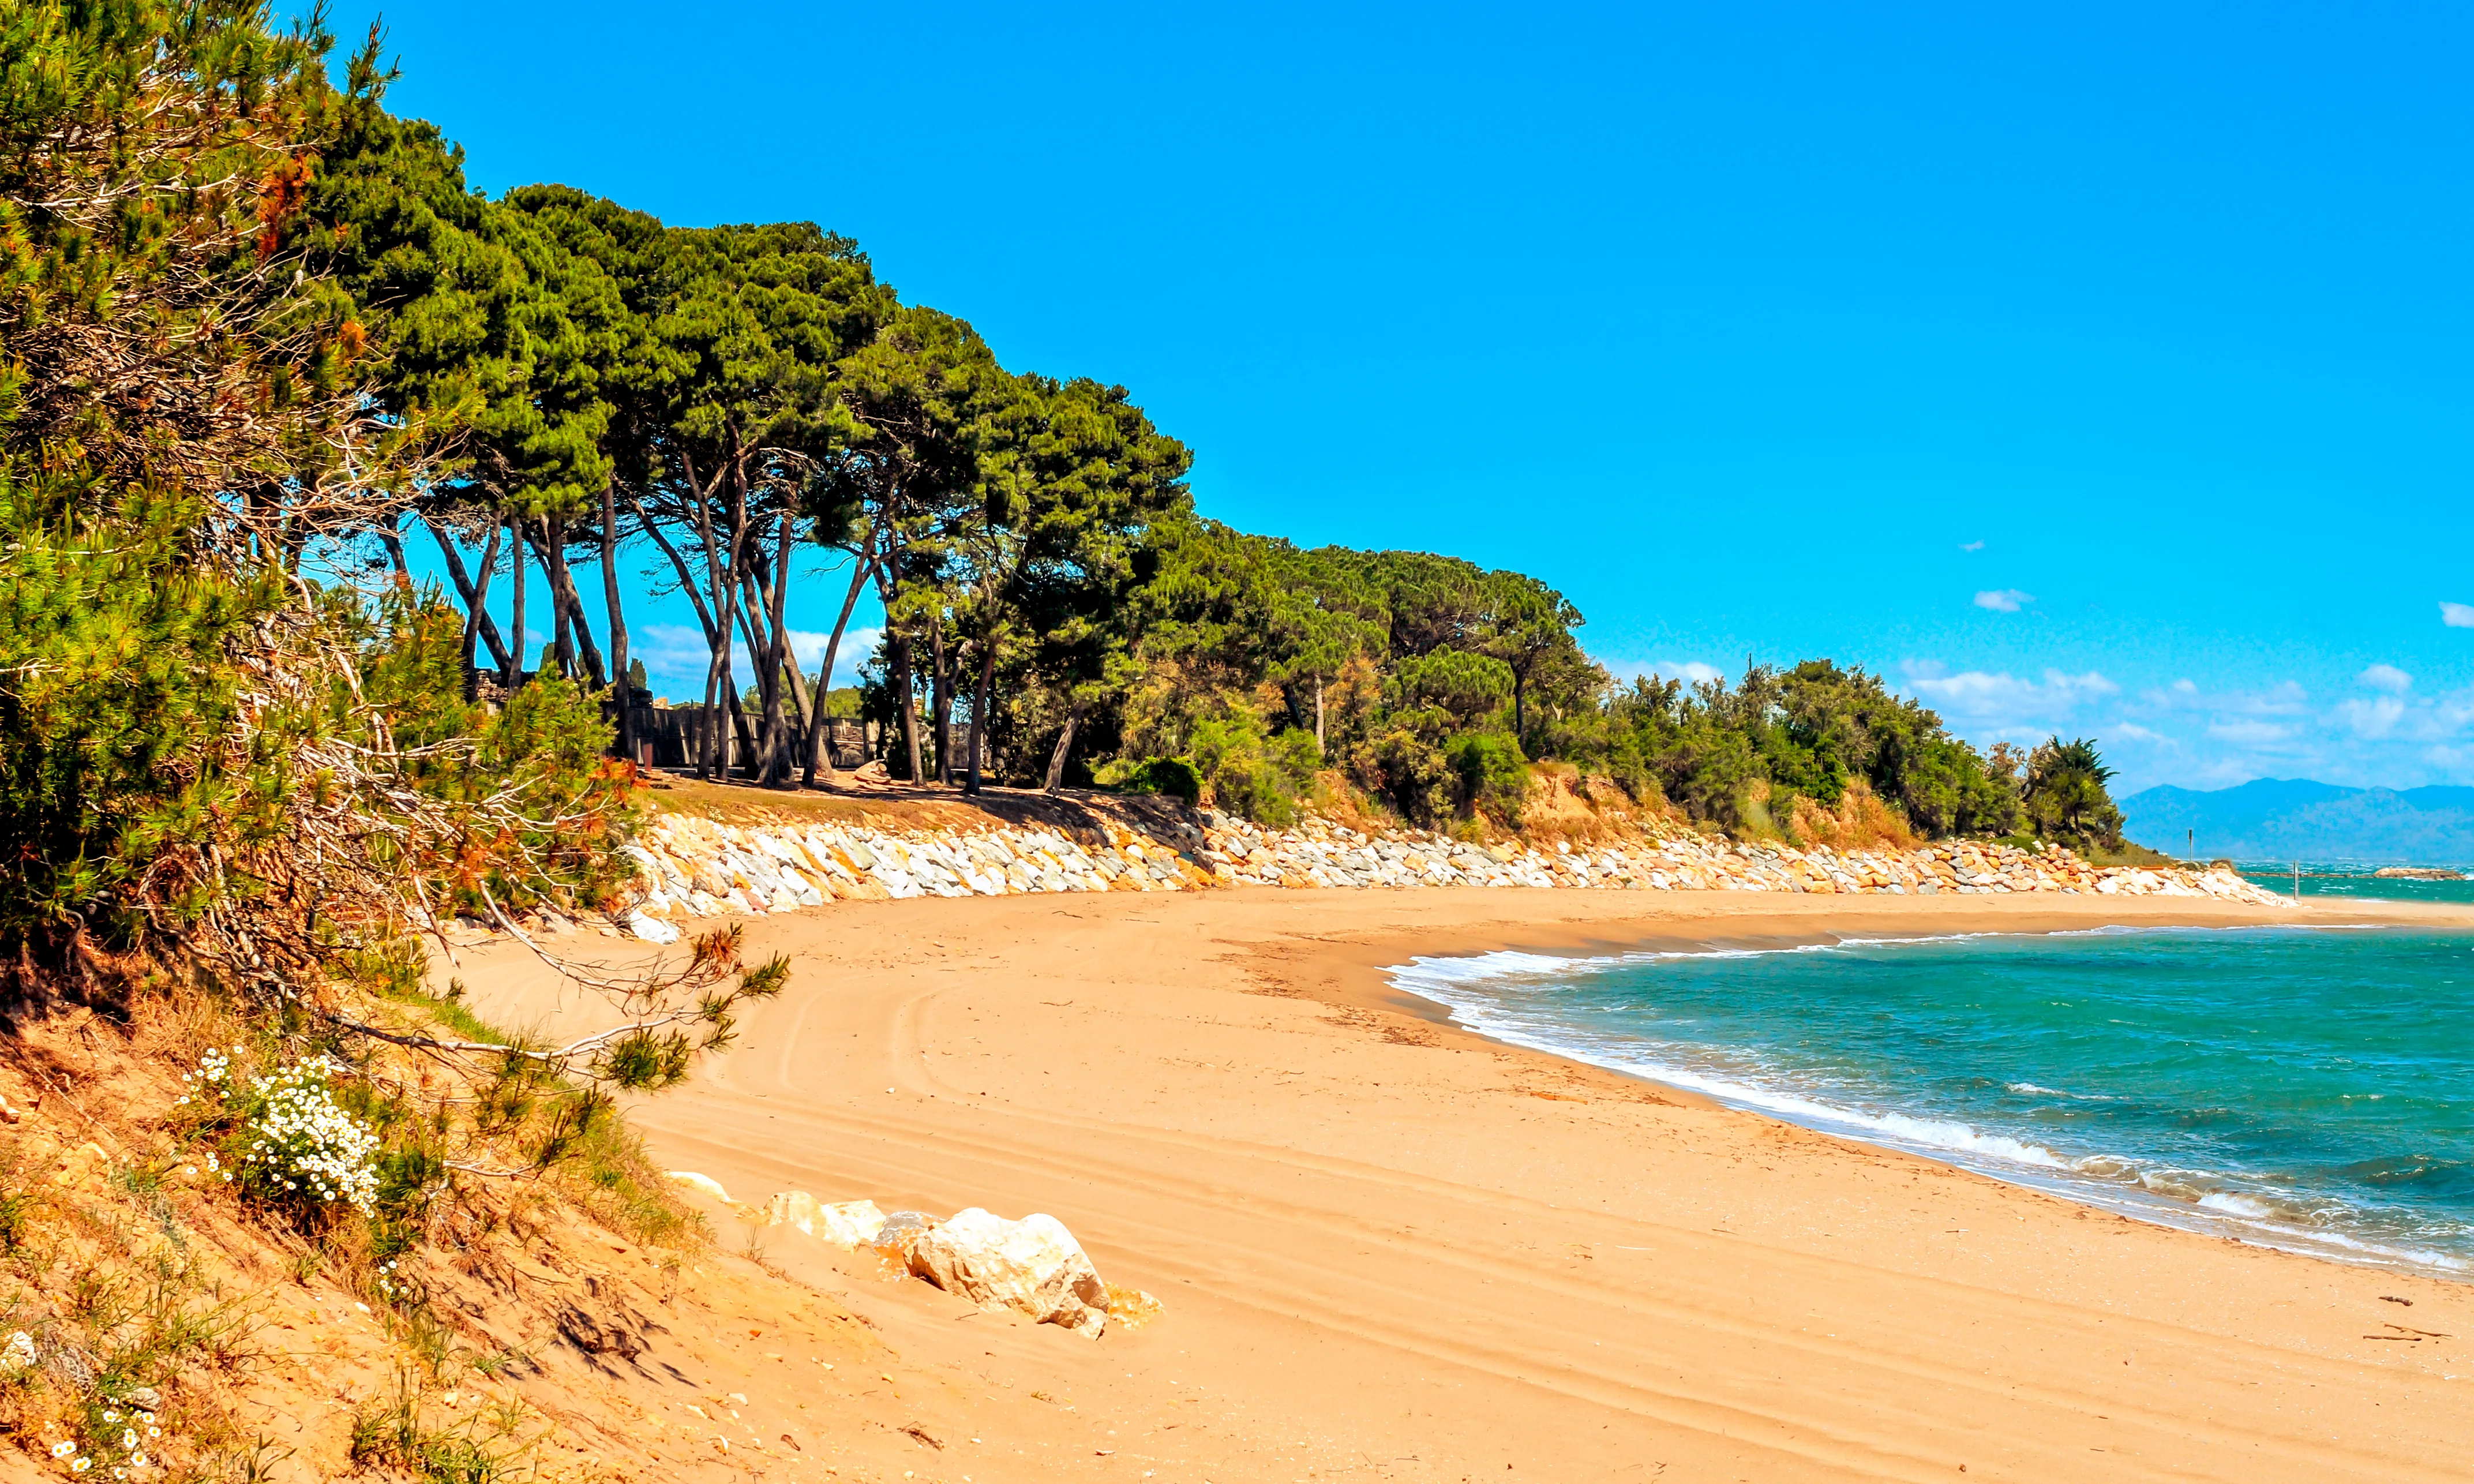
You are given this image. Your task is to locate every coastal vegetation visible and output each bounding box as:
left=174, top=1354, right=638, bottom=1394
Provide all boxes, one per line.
left=82, top=9, right=2114, bottom=861
left=0, top=2, right=2138, bottom=1464
left=0, top=0, right=2137, bottom=1008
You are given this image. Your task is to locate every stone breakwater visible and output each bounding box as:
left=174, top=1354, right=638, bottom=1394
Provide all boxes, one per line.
left=608, top=808, right=2286, bottom=940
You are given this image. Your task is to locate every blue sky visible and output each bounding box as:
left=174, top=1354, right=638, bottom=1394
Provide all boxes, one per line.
left=364, top=1, right=2474, bottom=795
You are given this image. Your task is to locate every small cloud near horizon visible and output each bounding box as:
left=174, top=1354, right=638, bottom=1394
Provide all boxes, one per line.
left=1973, top=589, right=2034, bottom=612
left=2359, top=663, right=2413, bottom=694
left=1958, top=539, right=1985, bottom=552
left=2207, top=718, right=2295, bottom=747
left=1602, top=658, right=1723, bottom=687
left=2443, top=601, right=2474, bottom=628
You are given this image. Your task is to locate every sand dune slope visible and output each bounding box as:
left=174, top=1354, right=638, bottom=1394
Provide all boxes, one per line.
left=458, top=887, right=2474, bottom=1482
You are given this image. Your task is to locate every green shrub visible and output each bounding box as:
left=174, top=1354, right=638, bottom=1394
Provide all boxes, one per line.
left=1446, top=733, right=1530, bottom=824
left=1187, top=711, right=1324, bottom=825
left=1349, top=726, right=1455, bottom=826
left=1124, top=756, right=1203, bottom=803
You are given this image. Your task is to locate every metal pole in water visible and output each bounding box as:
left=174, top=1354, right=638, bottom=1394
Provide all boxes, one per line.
left=2293, top=860, right=2301, bottom=901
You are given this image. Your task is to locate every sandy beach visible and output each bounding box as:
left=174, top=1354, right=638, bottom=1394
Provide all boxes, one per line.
left=458, top=887, right=2474, bottom=1481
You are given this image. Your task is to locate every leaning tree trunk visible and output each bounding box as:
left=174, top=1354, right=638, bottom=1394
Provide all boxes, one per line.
left=542, top=516, right=607, bottom=687
left=743, top=566, right=816, bottom=783
left=548, top=529, right=575, bottom=680
left=803, top=549, right=874, bottom=788
left=696, top=556, right=737, bottom=780
left=600, top=477, right=634, bottom=763
left=964, top=640, right=998, bottom=796
left=1044, top=696, right=1086, bottom=795
left=890, top=632, right=924, bottom=784
left=423, top=515, right=511, bottom=677
left=505, top=509, right=527, bottom=690
left=691, top=456, right=745, bottom=781
left=928, top=619, right=955, bottom=787
left=722, top=675, right=758, bottom=776
left=375, top=512, right=411, bottom=579
left=751, top=510, right=799, bottom=786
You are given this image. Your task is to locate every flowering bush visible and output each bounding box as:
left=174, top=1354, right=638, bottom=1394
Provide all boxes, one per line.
left=179, top=1051, right=380, bottom=1217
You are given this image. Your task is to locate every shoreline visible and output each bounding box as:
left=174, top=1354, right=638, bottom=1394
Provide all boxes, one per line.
left=456, top=886, right=2474, bottom=1481
left=1366, top=920, right=2474, bottom=1277
left=1246, top=893, right=2474, bottom=1277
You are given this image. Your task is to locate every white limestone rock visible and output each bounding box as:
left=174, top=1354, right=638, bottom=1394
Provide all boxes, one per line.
left=905, top=1206, right=1111, bottom=1337
left=627, top=909, right=681, bottom=945
left=760, top=1191, right=888, bottom=1248
left=666, top=1171, right=733, bottom=1204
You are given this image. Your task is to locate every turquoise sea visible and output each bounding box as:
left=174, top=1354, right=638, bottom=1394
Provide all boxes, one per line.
left=1391, top=923, right=2474, bottom=1274
left=2233, top=862, right=2474, bottom=906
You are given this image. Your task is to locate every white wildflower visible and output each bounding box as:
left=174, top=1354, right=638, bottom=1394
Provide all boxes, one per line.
left=233, top=1056, right=380, bottom=1215
left=49, top=1441, right=74, bottom=1459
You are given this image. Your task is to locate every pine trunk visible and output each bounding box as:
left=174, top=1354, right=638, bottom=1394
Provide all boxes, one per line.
left=423, top=515, right=510, bottom=676
left=964, top=640, right=997, bottom=796
left=929, top=619, right=954, bottom=787
left=1044, top=698, right=1085, bottom=794
left=505, top=509, right=527, bottom=689
left=601, top=478, right=634, bottom=763
left=803, top=548, right=873, bottom=788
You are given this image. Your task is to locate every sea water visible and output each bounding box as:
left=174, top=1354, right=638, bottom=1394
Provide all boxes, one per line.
left=1390, top=925, right=2474, bottom=1273
left=2234, top=863, right=2474, bottom=906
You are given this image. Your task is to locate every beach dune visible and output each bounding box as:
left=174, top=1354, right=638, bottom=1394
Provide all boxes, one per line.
left=460, top=886, right=2474, bottom=1481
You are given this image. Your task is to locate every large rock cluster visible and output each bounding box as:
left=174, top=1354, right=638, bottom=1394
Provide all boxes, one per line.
left=612, top=808, right=2287, bottom=934
left=681, top=1178, right=1151, bottom=1337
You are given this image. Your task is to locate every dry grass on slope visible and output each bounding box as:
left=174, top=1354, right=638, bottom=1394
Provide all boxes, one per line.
left=0, top=987, right=935, bottom=1484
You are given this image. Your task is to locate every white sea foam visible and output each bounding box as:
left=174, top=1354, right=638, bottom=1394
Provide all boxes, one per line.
left=1393, top=958, right=2081, bottom=1174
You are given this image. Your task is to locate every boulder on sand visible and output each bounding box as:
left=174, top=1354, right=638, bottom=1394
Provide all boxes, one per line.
left=666, top=1171, right=732, bottom=1203
left=759, top=1191, right=886, bottom=1248
left=867, top=1209, right=942, bottom=1268
left=906, top=1206, right=1111, bottom=1336
left=627, top=909, right=680, bottom=944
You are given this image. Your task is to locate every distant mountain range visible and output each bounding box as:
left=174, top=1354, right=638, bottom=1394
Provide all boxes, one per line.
left=2120, top=778, right=2474, bottom=866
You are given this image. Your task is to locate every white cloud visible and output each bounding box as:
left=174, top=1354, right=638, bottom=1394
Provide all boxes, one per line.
left=2445, top=601, right=2474, bottom=628
left=2142, top=678, right=2308, bottom=716
left=1600, top=658, right=1723, bottom=687
left=788, top=625, right=882, bottom=687
left=2334, top=696, right=2406, bottom=739
left=2206, top=719, right=2294, bottom=746
left=635, top=622, right=884, bottom=702
left=1959, top=540, right=1985, bottom=552
left=2359, top=663, right=2413, bottom=694
left=1973, top=589, right=2034, bottom=612
left=631, top=623, right=729, bottom=700
left=1901, top=662, right=2117, bottom=728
